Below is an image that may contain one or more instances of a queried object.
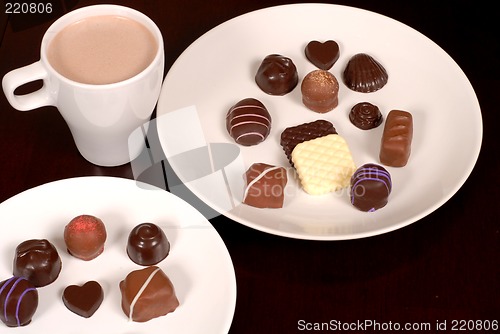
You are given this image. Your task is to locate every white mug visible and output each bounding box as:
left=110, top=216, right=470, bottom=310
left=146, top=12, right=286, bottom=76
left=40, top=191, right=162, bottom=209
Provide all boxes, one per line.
left=2, top=5, right=164, bottom=166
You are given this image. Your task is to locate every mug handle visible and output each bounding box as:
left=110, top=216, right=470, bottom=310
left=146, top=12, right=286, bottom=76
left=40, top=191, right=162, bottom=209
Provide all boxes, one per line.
left=2, top=61, right=56, bottom=111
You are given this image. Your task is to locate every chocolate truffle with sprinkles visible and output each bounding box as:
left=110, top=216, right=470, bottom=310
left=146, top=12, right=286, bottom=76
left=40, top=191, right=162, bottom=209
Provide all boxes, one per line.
left=226, top=98, right=272, bottom=146
left=350, top=163, right=392, bottom=212
left=64, top=214, right=107, bottom=261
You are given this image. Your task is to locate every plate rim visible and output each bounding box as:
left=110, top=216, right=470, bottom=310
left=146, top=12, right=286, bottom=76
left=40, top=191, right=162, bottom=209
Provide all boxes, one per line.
left=0, top=176, right=237, bottom=333
left=157, top=3, right=483, bottom=241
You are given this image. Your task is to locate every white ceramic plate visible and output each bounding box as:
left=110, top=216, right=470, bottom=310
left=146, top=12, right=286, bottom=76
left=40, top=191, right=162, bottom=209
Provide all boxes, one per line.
left=157, top=4, right=482, bottom=240
left=0, top=177, right=236, bottom=333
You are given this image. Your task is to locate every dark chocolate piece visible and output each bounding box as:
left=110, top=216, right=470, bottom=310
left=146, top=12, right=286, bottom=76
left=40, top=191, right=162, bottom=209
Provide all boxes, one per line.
left=119, top=266, right=179, bottom=322
left=379, top=110, right=413, bottom=167
left=64, top=215, right=107, bottom=261
left=62, top=281, right=104, bottom=318
left=127, top=223, right=170, bottom=266
left=349, top=102, right=383, bottom=130
left=280, top=120, right=337, bottom=165
left=305, top=40, right=340, bottom=70
left=255, top=54, right=298, bottom=95
left=0, top=277, right=38, bottom=327
left=343, top=53, right=388, bottom=93
left=13, top=239, right=62, bottom=287
left=243, top=163, right=288, bottom=208
left=301, top=70, right=339, bottom=113
left=226, top=98, right=271, bottom=146
left=350, top=163, right=392, bottom=212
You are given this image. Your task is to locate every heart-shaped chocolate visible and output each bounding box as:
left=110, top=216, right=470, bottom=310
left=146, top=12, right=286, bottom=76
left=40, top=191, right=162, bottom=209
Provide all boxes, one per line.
left=305, top=40, right=340, bottom=70
left=62, top=281, right=103, bottom=318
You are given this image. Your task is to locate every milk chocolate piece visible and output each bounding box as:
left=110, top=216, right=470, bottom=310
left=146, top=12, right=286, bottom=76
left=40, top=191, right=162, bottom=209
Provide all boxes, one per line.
left=62, top=281, right=104, bottom=318
left=226, top=98, right=271, bottom=146
left=0, top=277, right=38, bottom=327
left=120, top=266, right=179, bottom=322
left=127, top=223, right=170, bottom=266
left=305, top=40, right=340, bottom=70
left=380, top=110, right=413, bottom=167
left=301, top=70, right=339, bottom=113
left=350, top=163, right=392, bottom=212
left=64, top=215, right=107, bottom=261
left=255, top=54, right=298, bottom=95
left=13, top=239, right=62, bottom=287
left=280, top=120, right=337, bottom=165
left=349, top=102, right=383, bottom=130
left=243, top=163, right=288, bottom=208
left=343, top=53, right=388, bottom=93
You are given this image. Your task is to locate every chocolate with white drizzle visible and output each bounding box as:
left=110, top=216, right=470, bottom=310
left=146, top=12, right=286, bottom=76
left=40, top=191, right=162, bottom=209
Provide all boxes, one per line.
left=119, top=266, right=179, bottom=322
left=226, top=98, right=271, bottom=146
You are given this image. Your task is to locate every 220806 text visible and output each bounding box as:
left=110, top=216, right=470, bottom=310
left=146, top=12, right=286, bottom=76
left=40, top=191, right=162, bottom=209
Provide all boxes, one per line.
left=5, top=2, right=53, bottom=14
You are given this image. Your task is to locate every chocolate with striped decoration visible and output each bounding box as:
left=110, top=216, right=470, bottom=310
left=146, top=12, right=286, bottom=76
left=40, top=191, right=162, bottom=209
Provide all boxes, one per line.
left=350, top=163, right=392, bottom=212
left=119, top=266, right=179, bottom=322
left=243, top=163, right=288, bottom=208
left=0, top=277, right=38, bottom=327
left=226, top=98, right=272, bottom=146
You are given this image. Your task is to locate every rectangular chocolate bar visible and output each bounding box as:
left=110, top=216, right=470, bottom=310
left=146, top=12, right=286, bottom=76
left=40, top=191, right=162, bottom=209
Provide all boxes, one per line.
left=379, top=110, right=413, bottom=167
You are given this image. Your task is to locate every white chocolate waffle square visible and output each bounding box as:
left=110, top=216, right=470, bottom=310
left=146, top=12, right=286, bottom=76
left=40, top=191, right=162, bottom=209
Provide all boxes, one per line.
left=291, top=134, right=356, bottom=195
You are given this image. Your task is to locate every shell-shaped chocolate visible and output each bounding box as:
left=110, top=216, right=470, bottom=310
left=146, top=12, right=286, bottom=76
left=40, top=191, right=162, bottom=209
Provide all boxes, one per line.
left=226, top=98, right=272, bottom=146
left=343, top=53, right=388, bottom=93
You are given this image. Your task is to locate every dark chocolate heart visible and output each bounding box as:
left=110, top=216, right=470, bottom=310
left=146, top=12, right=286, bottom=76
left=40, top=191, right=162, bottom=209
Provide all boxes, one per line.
left=62, top=281, right=103, bottom=318
left=305, top=40, right=340, bottom=70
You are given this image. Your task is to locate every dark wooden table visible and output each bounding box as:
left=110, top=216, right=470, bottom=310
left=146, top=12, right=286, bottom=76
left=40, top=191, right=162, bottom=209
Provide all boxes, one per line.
left=1, top=1, right=498, bottom=333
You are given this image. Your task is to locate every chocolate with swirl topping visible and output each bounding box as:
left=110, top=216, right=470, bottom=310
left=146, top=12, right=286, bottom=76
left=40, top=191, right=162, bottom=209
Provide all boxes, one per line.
left=349, top=102, right=383, bottom=130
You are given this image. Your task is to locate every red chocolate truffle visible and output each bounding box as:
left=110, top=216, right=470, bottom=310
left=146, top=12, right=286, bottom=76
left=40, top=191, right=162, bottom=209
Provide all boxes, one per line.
left=226, top=98, right=272, bottom=146
left=127, top=223, right=170, bottom=266
left=255, top=54, right=298, bottom=95
left=301, top=70, right=339, bottom=113
left=119, top=266, right=179, bottom=322
left=64, top=215, right=107, bottom=261
left=13, top=239, right=62, bottom=287
left=0, top=277, right=38, bottom=327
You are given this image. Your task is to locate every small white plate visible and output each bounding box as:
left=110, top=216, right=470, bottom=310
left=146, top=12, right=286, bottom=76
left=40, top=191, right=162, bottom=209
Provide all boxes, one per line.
left=0, top=177, right=236, bottom=333
left=157, top=4, right=482, bottom=240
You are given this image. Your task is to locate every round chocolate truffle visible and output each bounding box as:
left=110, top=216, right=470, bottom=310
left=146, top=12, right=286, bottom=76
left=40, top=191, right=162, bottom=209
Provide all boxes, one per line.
left=13, top=239, right=62, bottom=287
left=127, top=223, right=170, bottom=266
left=0, top=277, right=38, bottom=327
left=343, top=53, right=388, bottom=93
left=349, top=102, right=383, bottom=130
left=226, top=98, right=272, bottom=146
left=350, top=163, right=392, bottom=212
left=64, top=215, right=107, bottom=261
left=255, top=54, right=298, bottom=95
left=301, top=70, right=339, bottom=113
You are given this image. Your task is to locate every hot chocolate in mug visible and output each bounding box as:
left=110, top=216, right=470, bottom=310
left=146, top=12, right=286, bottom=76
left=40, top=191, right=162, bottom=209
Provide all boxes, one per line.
left=2, top=5, right=164, bottom=166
